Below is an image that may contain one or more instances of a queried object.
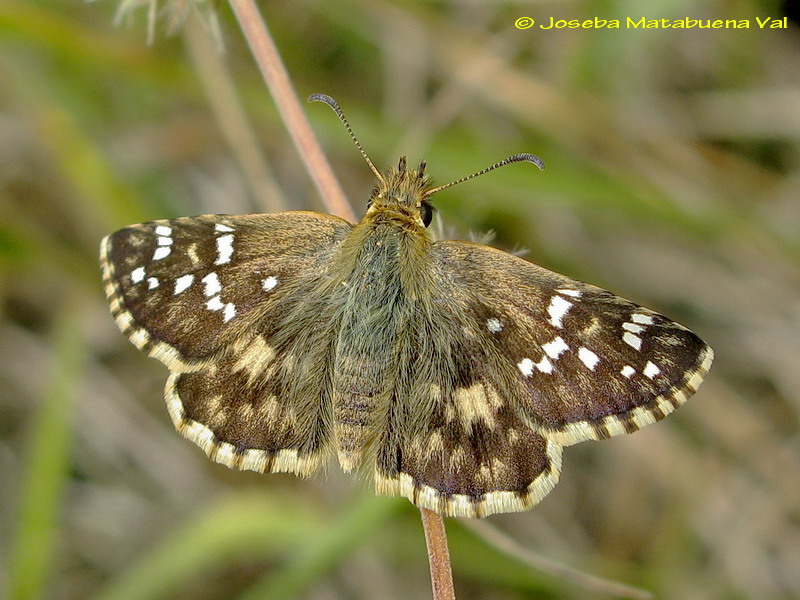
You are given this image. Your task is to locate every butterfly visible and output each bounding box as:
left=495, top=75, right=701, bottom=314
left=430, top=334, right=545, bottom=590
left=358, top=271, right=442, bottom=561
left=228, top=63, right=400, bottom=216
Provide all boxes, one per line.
left=99, top=94, right=713, bottom=518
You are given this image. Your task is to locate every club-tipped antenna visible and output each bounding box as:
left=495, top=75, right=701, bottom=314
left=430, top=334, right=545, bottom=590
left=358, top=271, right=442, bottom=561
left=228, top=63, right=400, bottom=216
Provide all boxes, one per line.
left=422, top=153, right=544, bottom=198
left=308, top=93, right=384, bottom=183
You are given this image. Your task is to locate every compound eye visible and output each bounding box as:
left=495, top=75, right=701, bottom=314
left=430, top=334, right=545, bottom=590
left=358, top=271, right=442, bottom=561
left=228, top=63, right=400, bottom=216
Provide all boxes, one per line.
left=420, top=202, right=433, bottom=227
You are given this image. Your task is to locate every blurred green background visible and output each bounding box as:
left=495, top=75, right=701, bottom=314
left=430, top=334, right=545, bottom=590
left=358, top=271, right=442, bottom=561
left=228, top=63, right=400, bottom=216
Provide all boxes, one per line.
left=2, top=1, right=799, bottom=599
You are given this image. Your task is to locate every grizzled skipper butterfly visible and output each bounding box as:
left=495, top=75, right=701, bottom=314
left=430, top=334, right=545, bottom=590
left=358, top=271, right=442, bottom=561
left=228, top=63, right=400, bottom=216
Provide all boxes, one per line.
left=100, top=94, right=713, bottom=518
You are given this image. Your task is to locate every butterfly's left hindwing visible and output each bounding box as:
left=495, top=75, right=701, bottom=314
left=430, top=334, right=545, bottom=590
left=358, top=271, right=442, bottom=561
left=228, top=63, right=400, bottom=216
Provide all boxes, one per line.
left=101, top=211, right=353, bottom=476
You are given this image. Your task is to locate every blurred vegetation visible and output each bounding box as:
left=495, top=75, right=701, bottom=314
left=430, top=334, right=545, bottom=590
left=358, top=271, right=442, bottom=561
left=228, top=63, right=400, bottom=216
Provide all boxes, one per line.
left=1, top=0, right=799, bottom=599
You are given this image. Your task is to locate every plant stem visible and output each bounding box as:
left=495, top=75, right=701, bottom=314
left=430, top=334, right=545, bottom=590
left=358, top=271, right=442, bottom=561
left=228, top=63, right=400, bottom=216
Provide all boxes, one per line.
left=420, top=508, right=456, bottom=600
left=227, top=0, right=356, bottom=222
left=183, top=12, right=288, bottom=213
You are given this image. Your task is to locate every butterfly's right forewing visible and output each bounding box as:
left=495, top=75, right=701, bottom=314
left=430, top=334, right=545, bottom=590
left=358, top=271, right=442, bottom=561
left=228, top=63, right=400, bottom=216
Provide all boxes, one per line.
left=431, top=241, right=713, bottom=447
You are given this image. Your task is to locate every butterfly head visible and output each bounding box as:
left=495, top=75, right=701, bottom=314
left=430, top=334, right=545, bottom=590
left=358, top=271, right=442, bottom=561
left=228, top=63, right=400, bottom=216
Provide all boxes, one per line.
left=366, top=156, right=435, bottom=228
left=308, top=93, right=545, bottom=230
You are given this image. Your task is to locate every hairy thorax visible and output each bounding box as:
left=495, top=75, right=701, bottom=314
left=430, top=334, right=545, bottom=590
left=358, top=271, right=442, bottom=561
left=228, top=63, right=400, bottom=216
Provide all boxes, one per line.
left=330, top=215, right=433, bottom=471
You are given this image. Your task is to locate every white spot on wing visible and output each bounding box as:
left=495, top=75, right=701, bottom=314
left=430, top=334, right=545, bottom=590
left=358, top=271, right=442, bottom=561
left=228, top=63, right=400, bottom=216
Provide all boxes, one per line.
left=153, top=246, right=171, bottom=261
left=631, top=313, right=654, bottom=325
left=623, top=322, right=645, bottom=334
left=174, top=274, right=194, bottom=295
left=206, top=296, right=224, bottom=311
left=147, top=277, right=159, bottom=289
left=157, top=236, right=172, bottom=246
left=621, top=365, right=635, bottom=378
left=215, top=223, right=234, bottom=233
left=623, top=332, right=643, bottom=350
left=643, top=361, right=661, bottom=379
left=222, top=303, right=236, bottom=322
left=517, top=358, right=534, bottom=377
left=262, top=276, right=278, bottom=291
left=542, top=336, right=569, bottom=359
left=486, top=318, right=503, bottom=333
left=578, top=347, right=599, bottom=370
left=130, top=267, right=145, bottom=283
left=202, top=272, right=221, bottom=297
left=556, top=288, right=582, bottom=298
left=215, top=234, right=234, bottom=265
left=154, top=225, right=172, bottom=236
left=547, top=296, right=573, bottom=328
left=535, top=357, right=553, bottom=373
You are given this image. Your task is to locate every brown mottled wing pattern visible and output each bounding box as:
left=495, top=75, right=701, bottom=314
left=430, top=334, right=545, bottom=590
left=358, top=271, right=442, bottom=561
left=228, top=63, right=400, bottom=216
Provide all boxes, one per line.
left=100, top=211, right=353, bottom=476
left=102, top=211, right=712, bottom=517
left=374, top=240, right=712, bottom=518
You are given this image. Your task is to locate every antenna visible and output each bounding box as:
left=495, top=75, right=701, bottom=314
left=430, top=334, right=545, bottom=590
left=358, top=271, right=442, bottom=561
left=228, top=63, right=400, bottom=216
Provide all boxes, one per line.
left=422, top=153, right=544, bottom=198
left=308, top=93, right=384, bottom=183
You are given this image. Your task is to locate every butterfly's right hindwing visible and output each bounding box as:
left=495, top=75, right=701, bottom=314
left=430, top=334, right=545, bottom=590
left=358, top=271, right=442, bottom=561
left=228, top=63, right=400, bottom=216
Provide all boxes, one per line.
left=373, top=239, right=712, bottom=517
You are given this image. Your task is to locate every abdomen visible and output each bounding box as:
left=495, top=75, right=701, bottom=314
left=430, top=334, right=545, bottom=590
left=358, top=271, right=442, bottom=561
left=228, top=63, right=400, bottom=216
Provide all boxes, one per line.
left=331, top=228, right=407, bottom=471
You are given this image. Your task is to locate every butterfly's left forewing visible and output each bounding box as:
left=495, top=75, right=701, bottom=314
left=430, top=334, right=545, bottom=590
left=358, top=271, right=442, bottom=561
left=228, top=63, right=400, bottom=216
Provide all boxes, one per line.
left=101, top=212, right=352, bottom=367
left=101, top=211, right=353, bottom=476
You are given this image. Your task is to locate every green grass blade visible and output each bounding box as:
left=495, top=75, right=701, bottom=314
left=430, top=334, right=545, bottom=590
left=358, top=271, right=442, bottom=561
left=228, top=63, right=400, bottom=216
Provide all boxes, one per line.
left=92, top=493, right=322, bottom=600
left=7, top=311, right=86, bottom=600
left=238, top=494, right=405, bottom=600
